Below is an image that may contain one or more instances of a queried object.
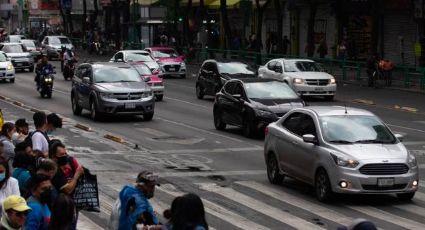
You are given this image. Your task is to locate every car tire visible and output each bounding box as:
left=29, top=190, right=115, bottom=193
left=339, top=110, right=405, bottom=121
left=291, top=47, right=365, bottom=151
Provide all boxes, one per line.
left=324, top=95, right=334, bottom=101
left=196, top=84, right=204, bottom=99
left=156, top=95, right=163, bottom=101
left=315, top=169, right=333, bottom=202
left=397, top=192, right=415, bottom=201
left=242, top=116, right=255, bottom=138
left=267, top=153, right=284, bottom=184
left=9, top=78, right=15, bottom=83
left=29, top=66, right=34, bottom=72
left=143, top=112, right=154, bottom=121
left=90, top=100, right=101, bottom=121
left=213, top=109, right=226, bottom=130
left=72, top=95, right=82, bottom=116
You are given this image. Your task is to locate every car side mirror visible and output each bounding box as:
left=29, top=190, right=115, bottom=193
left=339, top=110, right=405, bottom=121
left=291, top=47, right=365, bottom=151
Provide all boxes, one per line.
left=303, top=134, right=318, bottom=144
left=82, top=77, right=90, bottom=84
left=394, top=133, right=405, bottom=142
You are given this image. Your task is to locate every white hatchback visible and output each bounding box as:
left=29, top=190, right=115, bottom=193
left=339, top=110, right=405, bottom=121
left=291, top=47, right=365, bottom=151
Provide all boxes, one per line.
left=0, top=51, right=15, bottom=83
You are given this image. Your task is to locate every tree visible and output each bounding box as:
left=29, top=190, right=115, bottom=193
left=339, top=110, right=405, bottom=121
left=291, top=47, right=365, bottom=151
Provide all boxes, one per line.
left=254, top=0, right=272, bottom=52
left=184, top=0, right=193, bottom=46
left=220, top=0, right=232, bottom=50
left=58, top=0, right=67, bottom=34
left=273, top=0, right=284, bottom=53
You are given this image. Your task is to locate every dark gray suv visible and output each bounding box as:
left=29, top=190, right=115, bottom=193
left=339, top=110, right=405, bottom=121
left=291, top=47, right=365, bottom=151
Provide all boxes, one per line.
left=71, top=62, right=155, bottom=121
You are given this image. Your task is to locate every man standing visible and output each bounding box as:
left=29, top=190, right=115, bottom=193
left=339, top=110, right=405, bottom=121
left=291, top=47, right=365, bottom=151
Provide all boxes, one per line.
left=25, top=174, right=52, bottom=230
left=31, top=112, right=49, bottom=158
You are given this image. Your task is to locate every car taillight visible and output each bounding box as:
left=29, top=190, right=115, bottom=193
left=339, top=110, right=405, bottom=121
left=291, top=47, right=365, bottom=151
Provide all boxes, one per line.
left=264, top=127, right=269, bottom=136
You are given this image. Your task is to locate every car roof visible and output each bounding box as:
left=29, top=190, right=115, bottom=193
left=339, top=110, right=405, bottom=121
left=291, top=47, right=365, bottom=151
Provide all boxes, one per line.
left=0, top=43, right=22, bottom=46
left=270, top=58, right=315, bottom=62
left=229, top=78, right=280, bottom=83
left=91, top=62, right=132, bottom=68
left=148, top=47, right=175, bottom=51
left=45, top=36, right=68, bottom=38
left=297, top=106, right=375, bottom=117
left=21, top=39, right=35, bottom=42
left=121, top=50, right=150, bottom=54
left=203, top=59, right=248, bottom=65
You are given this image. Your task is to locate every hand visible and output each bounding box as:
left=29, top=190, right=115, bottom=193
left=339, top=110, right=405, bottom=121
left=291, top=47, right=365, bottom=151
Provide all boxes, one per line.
left=75, top=165, right=84, bottom=178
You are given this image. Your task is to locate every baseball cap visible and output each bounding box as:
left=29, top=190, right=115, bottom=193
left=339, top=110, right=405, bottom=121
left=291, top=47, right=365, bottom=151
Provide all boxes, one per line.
left=15, top=118, right=29, bottom=128
left=47, top=113, right=62, bottom=128
left=136, top=171, right=159, bottom=185
left=3, top=195, right=31, bottom=212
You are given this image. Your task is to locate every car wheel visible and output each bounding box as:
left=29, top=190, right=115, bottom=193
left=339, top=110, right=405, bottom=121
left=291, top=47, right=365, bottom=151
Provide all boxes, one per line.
left=324, top=95, right=334, bottom=101
left=397, top=192, right=415, bottom=201
left=29, top=66, right=34, bottom=72
left=9, top=78, right=14, bottom=83
left=143, top=112, right=154, bottom=121
left=213, top=109, right=226, bottom=130
left=90, top=100, right=101, bottom=121
left=156, top=95, right=163, bottom=101
left=267, top=153, right=284, bottom=184
left=242, top=116, right=255, bottom=138
left=196, top=84, right=204, bottom=99
left=72, top=95, right=82, bottom=115
left=315, top=169, right=333, bottom=202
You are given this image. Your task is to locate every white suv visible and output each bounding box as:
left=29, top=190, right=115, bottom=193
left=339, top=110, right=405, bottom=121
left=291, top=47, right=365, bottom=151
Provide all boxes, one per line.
left=258, top=58, right=336, bottom=101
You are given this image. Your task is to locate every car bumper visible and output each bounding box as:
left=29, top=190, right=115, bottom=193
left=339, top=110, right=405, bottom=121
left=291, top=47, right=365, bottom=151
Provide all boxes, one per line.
left=0, top=71, right=15, bottom=79
left=11, top=61, right=33, bottom=69
left=150, top=86, right=164, bottom=95
left=330, top=166, right=419, bottom=194
left=97, top=97, right=155, bottom=115
left=294, top=84, right=336, bottom=96
left=254, top=115, right=279, bottom=130
left=159, top=68, right=186, bottom=76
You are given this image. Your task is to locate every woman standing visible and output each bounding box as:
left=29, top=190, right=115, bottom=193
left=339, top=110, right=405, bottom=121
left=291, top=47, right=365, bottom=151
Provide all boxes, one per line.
left=0, top=157, right=20, bottom=215
left=0, top=123, right=16, bottom=173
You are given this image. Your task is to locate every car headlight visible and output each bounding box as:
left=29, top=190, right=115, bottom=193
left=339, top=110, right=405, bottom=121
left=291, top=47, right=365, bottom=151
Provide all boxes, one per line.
left=7, top=63, right=13, bottom=70
left=293, top=78, right=304, bottom=84
left=100, top=92, right=114, bottom=99
left=330, top=153, right=359, bottom=168
left=329, top=78, right=336, bottom=84
left=181, top=62, right=186, bottom=69
left=255, top=108, right=275, bottom=117
left=408, top=153, right=417, bottom=168
left=142, top=91, right=153, bottom=98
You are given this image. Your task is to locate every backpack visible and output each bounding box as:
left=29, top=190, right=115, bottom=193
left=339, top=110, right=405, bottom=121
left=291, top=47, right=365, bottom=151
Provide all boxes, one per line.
left=108, top=197, right=121, bottom=230
left=24, top=130, right=50, bottom=148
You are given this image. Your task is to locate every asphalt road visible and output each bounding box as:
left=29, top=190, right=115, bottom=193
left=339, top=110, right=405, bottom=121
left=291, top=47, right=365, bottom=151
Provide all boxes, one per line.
left=1, top=59, right=425, bottom=230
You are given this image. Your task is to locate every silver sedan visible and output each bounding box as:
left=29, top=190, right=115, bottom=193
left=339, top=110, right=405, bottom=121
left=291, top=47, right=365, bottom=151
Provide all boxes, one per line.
left=264, top=106, right=419, bottom=202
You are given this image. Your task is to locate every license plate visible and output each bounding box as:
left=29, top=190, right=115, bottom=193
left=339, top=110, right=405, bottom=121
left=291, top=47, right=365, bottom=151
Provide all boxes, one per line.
left=16, top=63, right=23, bottom=66
left=168, top=68, right=175, bottom=71
left=377, top=178, right=394, bottom=187
left=314, top=87, right=323, bottom=91
left=125, top=103, right=136, bottom=109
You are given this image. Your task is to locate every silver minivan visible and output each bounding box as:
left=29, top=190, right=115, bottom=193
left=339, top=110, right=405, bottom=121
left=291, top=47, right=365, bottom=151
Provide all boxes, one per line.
left=264, top=106, right=419, bottom=202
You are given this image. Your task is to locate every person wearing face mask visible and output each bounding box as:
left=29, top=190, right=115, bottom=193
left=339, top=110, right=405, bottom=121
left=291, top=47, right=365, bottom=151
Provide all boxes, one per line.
left=25, top=174, right=52, bottom=230
left=1, top=195, right=31, bottom=230
left=11, top=119, right=29, bottom=146
left=35, top=159, right=58, bottom=209
left=45, top=114, right=62, bottom=137
left=0, top=157, right=20, bottom=216
left=0, top=123, right=17, bottom=171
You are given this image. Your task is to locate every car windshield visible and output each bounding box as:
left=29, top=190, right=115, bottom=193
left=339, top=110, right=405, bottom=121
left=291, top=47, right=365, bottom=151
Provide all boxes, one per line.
left=50, top=37, right=71, bottom=45
left=284, top=61, right=324, bottom=72
left=320, top=115, right=396, bottom=144
left=94, top=67, right=142, bottom=83
left=22, top=40, right=35, bottom=48
left=127, top=53, right=154, bottom=62
left=218, top=63, right=255, bottom=75
left=132, top=64, right=152, bottom=75
left=152, top=49, right=178, bottom=58
left=245, top=81, right=299, bottom=99
left=0, top=53, right=7, bottom=62
left=2, top=45, right=23, bottom=53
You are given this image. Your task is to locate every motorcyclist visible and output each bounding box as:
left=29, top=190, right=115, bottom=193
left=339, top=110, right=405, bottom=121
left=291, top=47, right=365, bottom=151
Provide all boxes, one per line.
left=63, top=48, right=76, bottom=80
left=34, top=55, right=54, bottom=91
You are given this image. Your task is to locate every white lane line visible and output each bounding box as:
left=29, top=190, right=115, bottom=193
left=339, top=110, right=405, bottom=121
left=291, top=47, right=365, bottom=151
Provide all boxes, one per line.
left=164, top=81, right=194, bottom=89
left=157, top=184, right=269, bottom=230
left=53, top=88, right=70, bottom=95
left=197, top=183, right=323, bottom=230
left=157, top=170, right=266, bottom=178
left=236, top=181, right=354, bottom=226
left=150, top=146, right=263, bottom=154
left=163, top=96, right=210, bottom=109
left=346, top=205, right=425, bottom=230
left=394, top=203, right=425, bottom=219
left=387, top=124, right=425, bottom=133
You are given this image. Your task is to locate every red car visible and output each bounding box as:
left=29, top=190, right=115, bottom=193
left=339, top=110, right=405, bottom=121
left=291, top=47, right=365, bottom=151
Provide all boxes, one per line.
left=130, top=63, right=164, bottom=101
left=144, top=47, right=186, bottom=78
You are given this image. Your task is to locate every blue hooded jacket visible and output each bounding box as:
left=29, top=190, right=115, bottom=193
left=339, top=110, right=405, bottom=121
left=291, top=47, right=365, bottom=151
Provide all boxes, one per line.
left=118, top=185, right=158, bottom=230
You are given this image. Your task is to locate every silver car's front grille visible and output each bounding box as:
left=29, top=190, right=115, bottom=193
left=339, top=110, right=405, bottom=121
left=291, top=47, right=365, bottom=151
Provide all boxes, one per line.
left=362, top=184, right=408, bottom=190
left=305, top=79, right=329, bottom=86
left=164, top=64, right=180, bottom=72
left=359, top=163, right=409, bottom=175
left=113, top=92, right=143, bottom=100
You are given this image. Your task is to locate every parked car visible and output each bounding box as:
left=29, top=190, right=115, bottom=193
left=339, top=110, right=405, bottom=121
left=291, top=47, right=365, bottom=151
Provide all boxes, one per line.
left=41, top=36, right=74, bottom=60
left=71, top=62, right=155, bottom=121
left=0, top=43, right=34, bottom=72
left=258, top=59, right=336, bottom=101
left=213, top=78, right=304, bottom=137
left=0, top=51, right=15, bottom=83
left=4, top=35, right=26, bottom=43
left=21, top=39, right=42, bottom=61
left=196, top=60, right=256, bottom=99
left=129, top=62, right=164, bottom=101
left=264, top=106, right=419, bottom=202
left=110, top=50, right=160, bottom=74
left=144, top=47, right=186, bottom=78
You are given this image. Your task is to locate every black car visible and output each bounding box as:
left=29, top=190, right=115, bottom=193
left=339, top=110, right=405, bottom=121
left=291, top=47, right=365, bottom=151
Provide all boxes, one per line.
left=195, top=60, right=256, bottom=99
left=213, top=78, right=305, bottom=137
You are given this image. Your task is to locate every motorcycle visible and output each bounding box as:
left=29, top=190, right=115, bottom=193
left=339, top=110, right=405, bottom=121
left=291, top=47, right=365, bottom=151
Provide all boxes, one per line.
left=37, top=66, right=55, bottom=98
left=63, top=58, right=77, bottom=81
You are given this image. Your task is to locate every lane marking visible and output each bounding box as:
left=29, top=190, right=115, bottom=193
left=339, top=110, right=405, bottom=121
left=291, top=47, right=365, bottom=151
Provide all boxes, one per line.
left=164, top=81, right=194, bottom=89
left=394, top=203, right=425, bottom=219
left=157, top=170, right=265, bottom=177
left=157, top=184, right=270, bottom=230
left=149, top=146, right=263, bottom=154
left=163, top=96, right=210, bottom=109
left=197, top=183, right=323, bottom=230
left=387, top=124, right=425, bottom=133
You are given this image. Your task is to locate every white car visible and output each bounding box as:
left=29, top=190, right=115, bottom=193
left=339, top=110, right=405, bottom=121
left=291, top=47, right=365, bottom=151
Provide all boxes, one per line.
left=0, top=51, right=15, bottom=83
left=258, top=58, right=336, bottom=101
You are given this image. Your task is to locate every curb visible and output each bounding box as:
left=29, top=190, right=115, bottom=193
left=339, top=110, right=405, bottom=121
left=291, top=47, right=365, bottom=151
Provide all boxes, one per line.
left=352, top=99, right=375, bottom=105
left=75, top=123, right=92, bottom=131
left=394, top=105, right=419, bottom=113
left=104, top=134, right=126, bottom=144
left=12, top=101, right=23, bottom=107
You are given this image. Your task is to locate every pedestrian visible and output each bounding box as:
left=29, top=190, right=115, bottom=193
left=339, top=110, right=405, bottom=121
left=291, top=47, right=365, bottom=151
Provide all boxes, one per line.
left=12, top=119, right=29, bottom=145
left=0, top=156, right=20, bottom=212
left=25, top=174, right=52, bottom=230
left=366, top=53, right=378, bottom=87
left=317, top=39, right=328, bottom=58
left=0, top=123, right=16, bottom=170
left=11, top=152, right=32, bottom=198
left=35, top=159, right=59, bottom=209
left=114, top=171, right=160, bottom=230
left=282, top=35, right=290, bottom=55
left=29, top=112, right=49, bottom=158
left=47, top=194, right=75, bottom=230
left=14, top=141, right=36, bottom=176
left=45, top=113, right=62, bottom=136
left=164, top=193, right=208, bottom=230
left=337, top=40, right=347, bottom=60
left=1, top=195, right=31, bottom=230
